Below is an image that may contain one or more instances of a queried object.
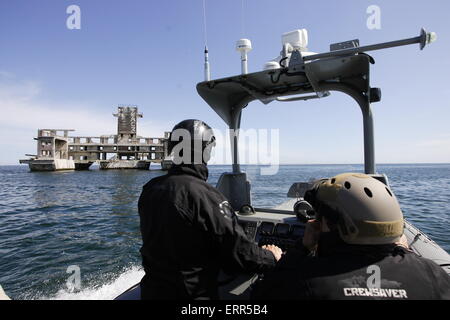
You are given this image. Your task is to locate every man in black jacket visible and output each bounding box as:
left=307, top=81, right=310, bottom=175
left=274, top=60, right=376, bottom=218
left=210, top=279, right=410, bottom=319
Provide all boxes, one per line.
left=252, top=173, right=450, bottom=300
left=138, top=119, right=281, bottom=300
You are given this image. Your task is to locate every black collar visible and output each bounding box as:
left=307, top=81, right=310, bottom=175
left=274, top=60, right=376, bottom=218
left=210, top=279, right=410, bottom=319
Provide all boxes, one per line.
left=168, top=164, right=209, bottom=181
left=317, top=231, right=402, bottom=257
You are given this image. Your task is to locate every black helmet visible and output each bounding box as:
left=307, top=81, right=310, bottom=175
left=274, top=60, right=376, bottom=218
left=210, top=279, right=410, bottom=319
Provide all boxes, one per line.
left=168, top=119, right=216, bottom=165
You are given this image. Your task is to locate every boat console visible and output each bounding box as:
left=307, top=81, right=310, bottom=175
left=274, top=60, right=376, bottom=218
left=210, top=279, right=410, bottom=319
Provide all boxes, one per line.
left=238, top=210, right=304, bottom=251
left=219, top=203, right=307, bottom=300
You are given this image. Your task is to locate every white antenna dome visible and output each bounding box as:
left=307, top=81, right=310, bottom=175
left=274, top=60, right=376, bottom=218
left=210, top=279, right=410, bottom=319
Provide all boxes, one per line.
left=236, top=38, right=252, bottom=53
left=236, top=38, right=252, bottom=74
left=263, top=61, right=280, bottom=70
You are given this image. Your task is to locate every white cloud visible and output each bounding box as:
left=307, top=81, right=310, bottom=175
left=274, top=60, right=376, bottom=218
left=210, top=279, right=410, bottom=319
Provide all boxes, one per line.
left=376, top=135, right=450, bottom=164
left=138, top=120, right=172, bottom=138
left=0, top=101, right=115, bottom=136
left=0, top=72, right=172, bottom=164
left=411, top=135, right=450, bottom=163
left=0, top=74, right=115, bottom=135
left=416, top=134, right=450, bottom=148
left=0, top=71, right=15, bottom=79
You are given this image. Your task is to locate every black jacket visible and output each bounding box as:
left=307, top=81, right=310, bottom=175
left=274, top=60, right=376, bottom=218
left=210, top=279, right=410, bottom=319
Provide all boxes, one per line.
left=138, top=164, right=275, bottom=300
left=251, top=232, right=450, bottom=300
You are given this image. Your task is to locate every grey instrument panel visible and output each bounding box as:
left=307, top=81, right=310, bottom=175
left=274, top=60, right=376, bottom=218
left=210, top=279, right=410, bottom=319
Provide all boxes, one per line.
left=236, top=211, right=305, bottom=251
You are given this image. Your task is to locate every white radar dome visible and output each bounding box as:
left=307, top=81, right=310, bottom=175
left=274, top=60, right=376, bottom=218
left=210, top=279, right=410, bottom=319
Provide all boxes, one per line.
left=236, top=39, right=252, bottom=53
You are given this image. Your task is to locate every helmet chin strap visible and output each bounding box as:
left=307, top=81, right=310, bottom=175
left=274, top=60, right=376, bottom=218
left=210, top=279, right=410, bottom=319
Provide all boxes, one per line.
left=202, top=139, right=216, bottom=164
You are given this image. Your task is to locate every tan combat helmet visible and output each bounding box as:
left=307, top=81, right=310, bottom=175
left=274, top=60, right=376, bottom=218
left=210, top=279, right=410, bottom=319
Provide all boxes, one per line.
left=313, top=173, right=404, bottom=245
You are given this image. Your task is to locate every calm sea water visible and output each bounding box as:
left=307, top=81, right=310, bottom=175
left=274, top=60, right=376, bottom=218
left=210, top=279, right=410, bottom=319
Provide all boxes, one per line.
left=0, top=164, right=449, bottom=300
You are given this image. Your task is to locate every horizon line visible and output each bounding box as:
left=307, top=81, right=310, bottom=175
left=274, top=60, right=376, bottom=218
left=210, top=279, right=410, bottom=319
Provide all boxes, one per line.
left=3, top=162, right=450, bottom=167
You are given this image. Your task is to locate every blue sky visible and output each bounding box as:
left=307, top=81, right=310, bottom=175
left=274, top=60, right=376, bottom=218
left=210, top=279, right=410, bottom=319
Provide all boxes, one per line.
left=0, top=0, right=449, bottom=165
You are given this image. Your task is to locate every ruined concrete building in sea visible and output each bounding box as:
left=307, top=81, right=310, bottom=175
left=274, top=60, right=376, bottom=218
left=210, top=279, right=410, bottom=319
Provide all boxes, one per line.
left=19, top=106, right=173, bottom=171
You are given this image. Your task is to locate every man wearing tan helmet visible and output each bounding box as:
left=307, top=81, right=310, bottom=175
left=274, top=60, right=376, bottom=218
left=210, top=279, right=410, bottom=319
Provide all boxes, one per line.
left=252, top=173, right=450, bottom=300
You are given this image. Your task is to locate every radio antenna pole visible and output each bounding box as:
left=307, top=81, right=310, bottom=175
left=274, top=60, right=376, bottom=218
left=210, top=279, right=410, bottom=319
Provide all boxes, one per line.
left=202, top=0, right=211, bottom=81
